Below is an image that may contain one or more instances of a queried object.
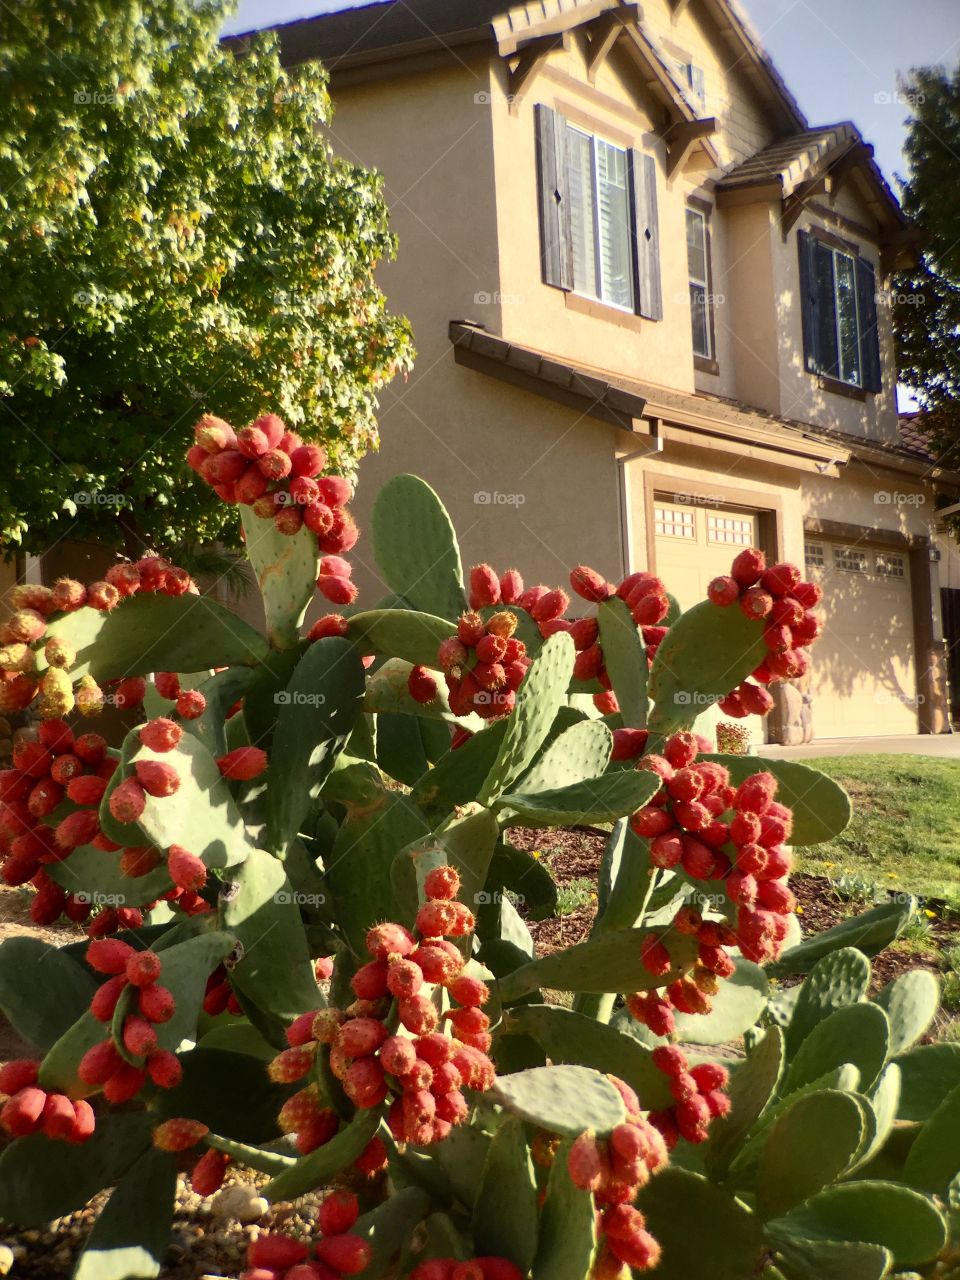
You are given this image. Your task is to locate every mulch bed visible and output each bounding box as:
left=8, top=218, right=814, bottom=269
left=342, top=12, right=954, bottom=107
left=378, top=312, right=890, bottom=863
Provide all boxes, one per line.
left=508, top=826, right=960, bottom=1016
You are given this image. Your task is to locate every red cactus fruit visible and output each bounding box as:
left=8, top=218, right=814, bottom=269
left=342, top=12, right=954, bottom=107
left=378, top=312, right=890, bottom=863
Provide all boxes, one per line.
left=125, top=950, right=163, bottom=988
left=379, top=1035, right=418, bottom=1077
left=318, top=1188, right=360, bottom=1236
left=168, top=844, right=207, bottom=892
left=103, top=1062, right=147, bottom=1104
left=216, top=747, right=268, bottom=780
left=1, top=1087, right=47, bottom=1136
left=41, top=1091, right=80, bottom=1140
left=338, top=1017, right=388, bottom=1058
left=0, top=1058, right=39, bottom=1095
left=398, top=995, right=440, bottom=1036
left=387, top=956, right=423, bottom=999
left=154, top=672, right=181, bottom=700
left=134, top=760, right=180, bottom=798
left=90, top=974, right=128, bottom=1022
left=176, top=689, right=206, bottom=719
left=707, top=575, right=739, bottom=606
left=65, top=774, right=107, bottom=806
left=153, top=1117, right=210, bottom=1152
left=423, top=865, right=461, bottom=901
left=408, top=665, right=438, bottom=705
left=730, top=547, right=765, bottom=588
left=268, top=1044, right=317, bottom=1084
left=611, top=728, right=649, bottom=761
left=317, top=475, right=353, bottom=508
left=109, top=776, right=146, bottom=823
left=448, top=975, right=489, bottom=1007
left=317, top=574, right=358, bottom=605
left=192, top=1148, right=230, bottom=1196
left=308, top=614, right=349, bottom=641
left=138, top=983, right=176, bottom=1023
left=74, top=732, right=107, bottom=765
left=147, top=1049, right=183, bottom=1090
left=69, top=1099, right=96, bottom=1144
left=567, top=1130, right=604, bottom=1190
left=290, top=444, right=326, bottom=477
left=468, top=564, right=501, bottom=609
left=87, top=937, right=135, bottom=975
left=365, top=922, right=416, bottom=960
left=354, top=1134, right=388, bottom=1176
left=54, top=808, right=100, bottom=851
left=570, top=564, right=611, bottom=602
left=122, top=1014, right=158, bottom=1057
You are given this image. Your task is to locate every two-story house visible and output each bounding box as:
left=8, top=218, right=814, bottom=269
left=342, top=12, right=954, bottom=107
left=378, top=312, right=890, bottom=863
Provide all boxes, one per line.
left=236, top=0, right=960, bottom=744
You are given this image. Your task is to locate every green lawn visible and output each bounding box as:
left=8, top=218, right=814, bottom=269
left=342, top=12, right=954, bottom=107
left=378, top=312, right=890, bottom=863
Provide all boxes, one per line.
left=794, top=754, right=960, bottom=904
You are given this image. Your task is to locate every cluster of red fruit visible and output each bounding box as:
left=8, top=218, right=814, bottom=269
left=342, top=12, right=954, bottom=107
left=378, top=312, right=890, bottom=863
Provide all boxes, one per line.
left=409, top=1258, right=524, bottom=1279
left=0, top=559, right=197, bottom=719
left=0, top=719, right=125, bottom=926
left=425, top=606, right=531, bottom=721
left=77, top=938, right=181, bottom=1103
left=268, top=867, right=494, bottom=1150
left=0, top=1058, right=94, bottom=1144
left=625, top=737, right=795, bottom=1036
left=152, top=673, right=207, bottom=721
left=562, top=1075, right=670, bottom=1274
left=707, top=550, right=822, bottom=719
left=462, top=561, right=672, bottom=719
left=239, top=1190, right=371, bottom=1280
left=187, top=413, right=358, bottom=557
left=646, top=1045, right=730, bottom=1148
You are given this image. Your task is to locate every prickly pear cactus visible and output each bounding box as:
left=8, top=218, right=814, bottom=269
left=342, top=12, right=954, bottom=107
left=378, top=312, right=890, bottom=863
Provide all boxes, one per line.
left=0, top=418, right=952, bottom=1280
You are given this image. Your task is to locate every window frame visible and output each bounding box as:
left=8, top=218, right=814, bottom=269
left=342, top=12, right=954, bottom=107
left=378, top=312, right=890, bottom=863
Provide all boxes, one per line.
left=798, top=227, right=882, bottom=396
left=564, top=121, right=636, bottom=314
left=830, top=245, right=862, bottom=389
left=686, top=200, right=718, bottom=373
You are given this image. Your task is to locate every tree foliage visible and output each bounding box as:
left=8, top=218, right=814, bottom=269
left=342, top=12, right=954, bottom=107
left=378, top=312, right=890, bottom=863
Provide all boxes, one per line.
left=895, top=62, right=960, bottom=456
left=0, top=0, right=412, bottom=556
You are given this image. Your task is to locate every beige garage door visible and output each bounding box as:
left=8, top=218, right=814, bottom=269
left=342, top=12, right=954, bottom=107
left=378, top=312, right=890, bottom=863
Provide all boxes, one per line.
left=653, top=497, right=764, bottom=745
left=804, top=539, right=918, bottom=738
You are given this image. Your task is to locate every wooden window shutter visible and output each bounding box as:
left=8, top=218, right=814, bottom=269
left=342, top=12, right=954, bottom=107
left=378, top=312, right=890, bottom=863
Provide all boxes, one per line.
left=630, top=151, right=663, bottom=320
left=535, top=104, right=573, bottom=291
left=797, top=229, right=820, bottom=372
left=856, top=257, right=882, bottom=393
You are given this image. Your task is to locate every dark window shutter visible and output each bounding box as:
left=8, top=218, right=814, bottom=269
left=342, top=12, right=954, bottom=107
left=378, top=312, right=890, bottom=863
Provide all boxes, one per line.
left=798, top=230, right=819, bottom=372
left=630, top=151, right=663, bottom=321
left=856, top=257, right=882, bottom=393
left=535, top=104, right=572, bottom=291
left=813, top=240, right=840, bottom=379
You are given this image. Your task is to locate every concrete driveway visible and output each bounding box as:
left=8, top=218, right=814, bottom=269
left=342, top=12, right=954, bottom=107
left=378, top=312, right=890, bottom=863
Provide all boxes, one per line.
left=763, top=734, right=960, bottom=760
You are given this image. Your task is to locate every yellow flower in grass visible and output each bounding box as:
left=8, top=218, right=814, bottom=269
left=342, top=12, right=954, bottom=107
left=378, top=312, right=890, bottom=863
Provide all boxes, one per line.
left=924, top=908, right=937, bottom=919
left=796, top=905, right=805, bottom=915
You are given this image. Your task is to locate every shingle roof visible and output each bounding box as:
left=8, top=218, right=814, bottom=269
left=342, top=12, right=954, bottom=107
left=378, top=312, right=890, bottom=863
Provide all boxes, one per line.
left=229, top=0, right=629, bottom=71
left=717, top=124, right=857, bottom=194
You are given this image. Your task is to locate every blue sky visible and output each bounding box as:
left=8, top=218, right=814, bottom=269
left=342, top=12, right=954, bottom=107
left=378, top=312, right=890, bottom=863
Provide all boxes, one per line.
left=226, top=0, right=960, bottom=191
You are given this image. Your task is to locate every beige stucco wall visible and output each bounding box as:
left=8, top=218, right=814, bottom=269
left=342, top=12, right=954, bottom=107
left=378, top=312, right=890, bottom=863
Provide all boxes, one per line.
left=327, top=62, right=625, bottom=602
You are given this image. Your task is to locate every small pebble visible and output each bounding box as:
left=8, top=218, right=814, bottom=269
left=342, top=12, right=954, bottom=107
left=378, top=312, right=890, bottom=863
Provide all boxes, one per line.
left=211, top=1184, right=269, bottom=1224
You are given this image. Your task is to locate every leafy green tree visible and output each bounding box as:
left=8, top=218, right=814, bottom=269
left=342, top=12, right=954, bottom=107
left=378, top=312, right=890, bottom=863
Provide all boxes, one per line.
left=0, top=0, right=412, bottom=557
left=895, top=62, right=960, bottom=454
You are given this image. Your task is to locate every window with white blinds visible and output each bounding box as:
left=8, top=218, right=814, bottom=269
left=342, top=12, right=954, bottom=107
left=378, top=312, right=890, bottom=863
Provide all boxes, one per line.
left=565, top=124, right=635, bottom=311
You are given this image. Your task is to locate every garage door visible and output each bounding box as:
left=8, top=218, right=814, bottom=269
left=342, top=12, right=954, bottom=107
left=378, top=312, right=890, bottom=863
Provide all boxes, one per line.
left=653, top=498, right=764, bottom=745
left=804, top=539, right=918, bottom=738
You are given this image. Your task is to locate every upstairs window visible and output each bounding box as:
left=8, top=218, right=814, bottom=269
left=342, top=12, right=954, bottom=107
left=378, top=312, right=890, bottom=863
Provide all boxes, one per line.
left=566, top=126, right=634, bottom=310
left=686, top=206, right=714, bottom=362
left=675, top=60, right=706, bottom=111
left=535, top=104, right=662, bottom=320
left=798, top=229, right=882, bottom=393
